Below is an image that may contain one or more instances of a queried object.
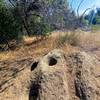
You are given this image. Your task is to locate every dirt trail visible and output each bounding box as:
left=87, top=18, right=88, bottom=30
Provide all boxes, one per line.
left=77, top=31, right=100, bottom=58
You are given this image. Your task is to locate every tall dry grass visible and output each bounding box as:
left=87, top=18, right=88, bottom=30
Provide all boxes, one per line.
left=1, top=30, right=100, bottom=61
left=0, top=33, right=76, bottom=61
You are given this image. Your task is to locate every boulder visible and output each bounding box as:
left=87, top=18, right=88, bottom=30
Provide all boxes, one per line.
left=30, top=50, right=73, bottom=100
left=67, top=52, right=100, bottom=100
left=30, top=50, right=100, bottom=100
left=0, top=49, right=100, bottom=100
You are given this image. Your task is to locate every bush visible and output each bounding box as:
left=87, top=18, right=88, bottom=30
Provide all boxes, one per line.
left=38, top=23, right=53, bottom=36
left=30, top=23, right=52, bottom=36
left=0, top=5, right=20, bottom=44
left=28, top=16, right=53, bottom=36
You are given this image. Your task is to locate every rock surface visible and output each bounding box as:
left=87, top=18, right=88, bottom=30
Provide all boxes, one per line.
left=0, top=49, right=100, bottom=100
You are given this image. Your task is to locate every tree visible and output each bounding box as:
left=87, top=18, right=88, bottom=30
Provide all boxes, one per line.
left=7, top=0, right=41, bottom=36
left=0, top=0, right=20, bottom=45
left=69, top=0, right=96, bottom=27
left=97, top=8, right=100, bottom=16
left=40, top=0, right=77, bottom=29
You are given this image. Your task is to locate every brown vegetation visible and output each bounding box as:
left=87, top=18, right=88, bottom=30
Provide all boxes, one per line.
left=0, top=30, right=100, bottom=61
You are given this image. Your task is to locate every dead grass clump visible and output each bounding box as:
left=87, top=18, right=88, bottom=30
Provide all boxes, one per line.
left=56, top=31, right=79, bottom=47
left=23, top=35, right=49, bottom=46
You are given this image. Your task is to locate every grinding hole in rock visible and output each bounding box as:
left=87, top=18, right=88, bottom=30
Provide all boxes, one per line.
left=48, top=57, right=57, bottom=66
left=31, top=61, right=38, bottom=71
left=29, top=83, right=40, bottom=100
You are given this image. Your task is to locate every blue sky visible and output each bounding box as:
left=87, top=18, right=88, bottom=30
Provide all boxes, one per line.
left=68, top=0, right=100, bottom=15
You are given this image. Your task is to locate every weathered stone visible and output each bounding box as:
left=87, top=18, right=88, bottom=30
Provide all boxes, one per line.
left=30, top=50, right=73, bottom=100
left=0, top=49, right=100, bottom=100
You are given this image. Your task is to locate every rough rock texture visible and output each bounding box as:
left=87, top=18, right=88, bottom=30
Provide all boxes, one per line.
left=0, top=49, right=100, bottom=100
left=0, top=58, right=34, bottom=100
left=30, top=50, right=74, bottom=100
left=67, top=52, right=100, bottom=100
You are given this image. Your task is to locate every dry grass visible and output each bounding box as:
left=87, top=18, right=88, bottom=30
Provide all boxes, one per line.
left=77, top=30, right=100, bottom=47
left=0, top=35, right=76, bottom=61
left=56, top=31, right=79, bottom=47
left=22, top=35, right=48, bottom=45
left=0, top=30, right=100, bottom=61
left=23, top=35, right=37, bottom=45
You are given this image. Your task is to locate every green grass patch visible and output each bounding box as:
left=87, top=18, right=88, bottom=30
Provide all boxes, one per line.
left=92, top=25, right=100, bottom=31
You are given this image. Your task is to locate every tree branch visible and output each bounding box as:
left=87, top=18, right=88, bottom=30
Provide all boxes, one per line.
left=70, top=0, right=74, bottom=10
left=8, top=0, right=16, bottom=7
left=81, top=8, right=92, bottom=18
left=77, top=0, right=85, bottom=17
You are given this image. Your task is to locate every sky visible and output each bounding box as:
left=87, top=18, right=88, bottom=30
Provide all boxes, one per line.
left=68, top=0, right=100, bottom=15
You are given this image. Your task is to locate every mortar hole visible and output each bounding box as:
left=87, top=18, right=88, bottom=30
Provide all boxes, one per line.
left=29, top=83, right=40, bottom=100
left=49, top=57, right=57, bottom=66
left=31, top=61, right=38, bottom=71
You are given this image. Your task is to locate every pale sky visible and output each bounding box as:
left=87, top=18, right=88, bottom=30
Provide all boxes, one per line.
left=68, top=0, right=100, bottom=15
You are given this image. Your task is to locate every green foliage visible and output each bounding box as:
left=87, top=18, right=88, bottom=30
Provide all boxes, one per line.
left=41, top=0, right=76, bottom=29
left=92, top=25, right=100, bottom=31
left=82, top=19, right=89, bottom=26
left=95, top=15, right=100, bottom=24
left=28, top=15, right=53, bottom=36
left=31, top=22, right=52, bottom=36
left=0, top=3, right=20, bottom=44
left=0, top=0, right=78, bottom=48
left=84, top=8, right=100, bottom=26
left=39, top=23, right=53, bottom=36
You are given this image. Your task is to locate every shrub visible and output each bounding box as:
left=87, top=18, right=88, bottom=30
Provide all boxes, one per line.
left=38, top=23, right=53, bottom=36
left=29, top=16, right=53, bottom=36
left=0, top=5, right=20, bottom=44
